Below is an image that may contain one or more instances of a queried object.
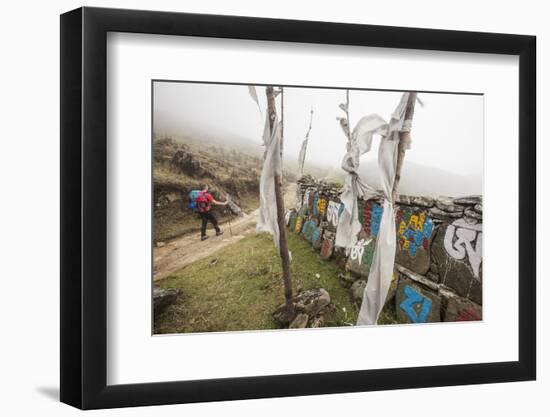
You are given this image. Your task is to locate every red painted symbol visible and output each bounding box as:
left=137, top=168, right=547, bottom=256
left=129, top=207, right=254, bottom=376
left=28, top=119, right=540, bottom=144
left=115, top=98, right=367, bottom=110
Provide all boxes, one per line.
left=457, top=308, right=481, bottom=321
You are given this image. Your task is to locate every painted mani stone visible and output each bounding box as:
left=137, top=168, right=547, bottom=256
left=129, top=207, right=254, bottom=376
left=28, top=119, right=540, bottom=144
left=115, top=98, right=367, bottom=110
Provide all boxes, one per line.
left=432, top=218, right=483, bottom=298
left=301, top=218, right=317, bottom=243
left=316, top=197, right=328, bottom=220
left=312, top=226, right=324, bottom=250
left=396, top=208, right=433, bottom=256
left=312, top=193, right=319, bottom=216
left=443, top=295, right=482, bottom=322
left=288, top=213, right=297, bottom=231
left=345, top=237, right=376, bottom=278
left=320, top=237, right=334, bottom=260
left=308, top=191, right=315, bottom=214
left=395, top=207, right=435, bottom=275
left=302, top=190, right=310, bottom=211
left=294, top=216, right=303, bottom=234
left=357, top=199, right=365, bottom=225
left=457, top=308, right=482, bottom=321
left=361, top=200, right=383, bottom=239
left=395, top=279, right=441, bottom=324
left=326, top=201, right=343, bottom=230
left=284, top=210, right=293, bottom=226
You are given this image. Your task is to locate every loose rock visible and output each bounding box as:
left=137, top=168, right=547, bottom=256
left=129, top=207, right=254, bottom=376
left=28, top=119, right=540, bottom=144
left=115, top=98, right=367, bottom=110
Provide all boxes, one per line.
left=350, top=280, right=367, bottom=305
left=295, top=288, right=331, bottom=316
left=429, top=207, right=464, bottom=220
left=397, top=195, right=435, bottom=208
left=339, top=273, right=358, bottom=288
left=435, top=197, right=464, bottom=214
left=273, top=288, right=331, bottom=326
left=426, top=271, right=440, bottom=283
left=309, top=315, right=326, bottom=328
left=289, top=313, right=309, bottom=328
left=453, top=196, right=482, bottom=205
left=153, top=287, right=182, bottom=315
left=464, top=207, right=482, bottom=220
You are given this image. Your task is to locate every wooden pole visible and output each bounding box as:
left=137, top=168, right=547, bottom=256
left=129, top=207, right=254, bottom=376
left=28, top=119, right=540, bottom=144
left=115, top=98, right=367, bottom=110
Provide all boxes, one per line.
left=266, top=86, right=294, bottom=321
left=392, top=92, right=417, bottom=204
left=280, top=88, right=284, bottom=157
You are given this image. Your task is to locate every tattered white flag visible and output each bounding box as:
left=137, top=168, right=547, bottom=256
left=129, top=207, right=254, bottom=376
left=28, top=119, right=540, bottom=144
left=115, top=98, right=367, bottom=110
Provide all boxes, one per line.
left=248, top=85, right=262, bottom=117
left=256, top=114, right=283, bottom=249
left=334, top=92, right=414, bottom=325
left=297, top=108, right=314, bottom=176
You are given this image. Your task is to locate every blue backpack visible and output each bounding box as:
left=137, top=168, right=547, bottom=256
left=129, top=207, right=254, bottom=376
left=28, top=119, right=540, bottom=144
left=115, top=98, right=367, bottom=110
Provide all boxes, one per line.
left=187, top=190, right=202, bottom=212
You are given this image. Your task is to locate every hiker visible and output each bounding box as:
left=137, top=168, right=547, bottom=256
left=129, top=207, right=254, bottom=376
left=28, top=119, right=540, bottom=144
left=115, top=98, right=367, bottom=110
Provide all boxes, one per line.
left=196, top=185, right=228, bottom=241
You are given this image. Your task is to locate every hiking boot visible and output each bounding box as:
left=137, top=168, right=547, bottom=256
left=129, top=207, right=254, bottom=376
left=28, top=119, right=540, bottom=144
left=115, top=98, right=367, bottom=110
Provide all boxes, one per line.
left=216, top=230, right=224, bottom=237
left=201, top=236, right=209, bottom=241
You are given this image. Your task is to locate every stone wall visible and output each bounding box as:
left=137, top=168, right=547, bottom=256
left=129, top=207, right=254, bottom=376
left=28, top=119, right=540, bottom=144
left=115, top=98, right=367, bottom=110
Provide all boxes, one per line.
left=287, top=175, right=483, bottom=324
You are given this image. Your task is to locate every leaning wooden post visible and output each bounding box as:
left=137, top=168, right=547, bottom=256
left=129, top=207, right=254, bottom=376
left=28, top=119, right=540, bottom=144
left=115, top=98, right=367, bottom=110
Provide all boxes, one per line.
left=392, top=92, right=417, bottom=204
left=266, top=86, right=294, bottom=320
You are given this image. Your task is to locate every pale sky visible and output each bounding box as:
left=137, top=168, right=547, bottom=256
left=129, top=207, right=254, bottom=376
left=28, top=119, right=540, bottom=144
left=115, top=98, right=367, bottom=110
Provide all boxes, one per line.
left=153, top=81, right=483, bottom=180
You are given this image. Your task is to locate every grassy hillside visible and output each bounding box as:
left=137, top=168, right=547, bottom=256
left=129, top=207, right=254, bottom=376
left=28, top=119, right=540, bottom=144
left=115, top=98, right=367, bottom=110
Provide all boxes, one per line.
left=153, top=137, right=262, bottom=242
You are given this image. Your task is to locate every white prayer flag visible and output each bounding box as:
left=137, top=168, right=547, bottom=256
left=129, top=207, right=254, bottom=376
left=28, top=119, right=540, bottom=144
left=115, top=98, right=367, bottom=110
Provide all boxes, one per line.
left=334, top=92, right=413, bottom=325
left=248, top=85, right=262, bottom=116
left=297, top=108, right=314, bottom=176
left=256, top=114, right=283, bottom=249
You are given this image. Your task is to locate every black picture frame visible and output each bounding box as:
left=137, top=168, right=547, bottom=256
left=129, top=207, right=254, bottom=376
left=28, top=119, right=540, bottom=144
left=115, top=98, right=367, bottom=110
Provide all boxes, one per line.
left=60, top=6, right=536, bottom=410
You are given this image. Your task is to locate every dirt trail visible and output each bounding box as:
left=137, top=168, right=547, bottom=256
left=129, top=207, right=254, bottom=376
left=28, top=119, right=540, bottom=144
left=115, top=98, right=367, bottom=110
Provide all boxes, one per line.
left=154, top=183, right=297, bottom=281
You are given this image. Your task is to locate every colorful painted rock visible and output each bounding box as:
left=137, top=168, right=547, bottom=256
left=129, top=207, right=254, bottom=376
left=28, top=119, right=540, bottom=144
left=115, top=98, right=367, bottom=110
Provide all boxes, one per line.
left=294, top=216, right=304, bottom=234
left=302, top=218, right=316, bottom=242
left=312, top=226, right=324, bottom=250
left=345, top=237, right=376, bottom=278
left=320, top=237, right=334, bottom=260
left=288, top=213, right=297, bottom=231
left=431, top=218, right=482, bottom=299
left=442, top=294, right=482, bottom=322
left=361, top=200, right=383, bottom=238
left=317, top=196, right=328, bottom=220
left=326, top=201, right=342, bottom=230
left=395, top=207, right=436, bottom=275
left=395, top=278, right=441, bottom=324
left=312, top=193, right=319, bottom=216
left=308, top=191, right=315, bottom=213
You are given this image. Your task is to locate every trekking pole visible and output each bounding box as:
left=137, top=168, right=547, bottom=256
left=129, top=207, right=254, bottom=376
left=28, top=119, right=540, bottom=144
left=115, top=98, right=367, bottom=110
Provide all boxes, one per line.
left=227, top=212, right=233, bottom=236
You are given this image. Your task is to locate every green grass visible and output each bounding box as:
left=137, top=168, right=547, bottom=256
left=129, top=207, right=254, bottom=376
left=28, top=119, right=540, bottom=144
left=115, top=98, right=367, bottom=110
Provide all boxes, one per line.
left=154, top=232, right=358, bottom=334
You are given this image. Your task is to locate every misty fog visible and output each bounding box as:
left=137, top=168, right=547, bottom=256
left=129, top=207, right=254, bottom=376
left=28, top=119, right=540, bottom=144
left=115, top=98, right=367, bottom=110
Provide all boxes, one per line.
left=153, top=81, right=483, bottom=196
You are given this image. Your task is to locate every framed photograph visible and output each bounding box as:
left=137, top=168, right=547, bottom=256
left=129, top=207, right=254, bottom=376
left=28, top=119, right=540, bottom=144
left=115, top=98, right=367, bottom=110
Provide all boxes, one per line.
left=60, top=6, right=536, bottom=409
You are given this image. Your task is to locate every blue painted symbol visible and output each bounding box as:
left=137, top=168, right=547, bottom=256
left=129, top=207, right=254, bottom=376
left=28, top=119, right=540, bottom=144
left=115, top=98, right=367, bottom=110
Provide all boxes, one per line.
left=414, top=230, right=423, bottom=245
left=312, top=193, right=319, bottom=216
left=312, top=227, right=322, bottom=244
left=423, top=218, right=433, bottom=238
left=408, top=243, right=417, bottom=257
left=370, top=205, right=383, bottom=237
left=399, top=285, right=432, bottom=323
left=301, top=219, right=316, bottom=242
left=308, top=220, right=316, bottom=241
